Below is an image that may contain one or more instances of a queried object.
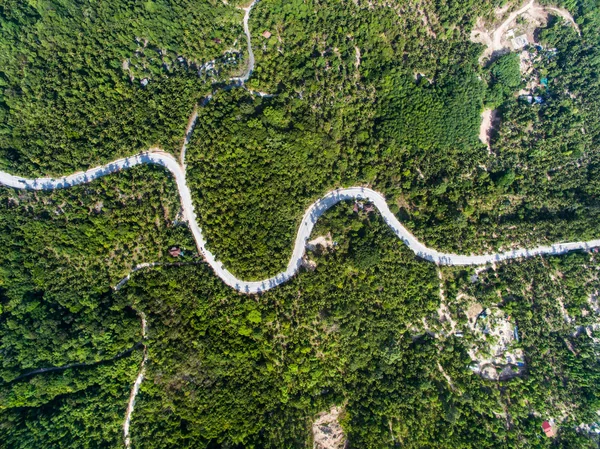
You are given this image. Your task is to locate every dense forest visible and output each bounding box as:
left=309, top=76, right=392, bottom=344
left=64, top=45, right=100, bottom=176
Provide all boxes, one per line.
left=2, top=0, right=600, bottom=447
left=1, top=353, right=142, bottom=448
left=0, top=0, right=245, bottom=175
left=122, top=207, right=600, bottom=448
left=3, top=179, right=599, bottom=447
left=0, top=165, right=195, bottom=383
left=183, top=0, right=600, bottom=279
left=2, top=0, right=600, bottom=278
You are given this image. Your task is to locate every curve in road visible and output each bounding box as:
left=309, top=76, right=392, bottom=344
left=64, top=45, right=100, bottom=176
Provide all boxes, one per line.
left=2, top=150, right=599, bottom=294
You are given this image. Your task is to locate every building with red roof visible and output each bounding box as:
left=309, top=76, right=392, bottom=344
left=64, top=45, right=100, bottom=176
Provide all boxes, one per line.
left=542, top=421, right=556, bottom=438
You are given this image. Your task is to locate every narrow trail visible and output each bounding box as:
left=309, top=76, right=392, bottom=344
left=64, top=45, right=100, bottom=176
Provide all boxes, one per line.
left=2, top=4, right=261, bottom=446
left=2, top=150, right=600, bottom=294
left=545, top=6, right=581, bottom=35
left=115, top=262, right=162, bottom=291
left=123, top=312, right=147, bottom=449
left=179, top=0, right=264, bottom=169
left=113, top=261, right=206, bottom=291
left=232, top=0, right=258, bottom=84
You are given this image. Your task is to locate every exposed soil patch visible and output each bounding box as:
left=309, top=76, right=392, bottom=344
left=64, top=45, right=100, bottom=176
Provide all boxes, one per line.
left=479, top=108, right=496, bottom=152
left=308, top=233, right=334, bottom=251
left=417, top=4, right=437, bottom=38
left=470, top=1, right=579, bottom=64
left=313, top=406, right=347, bottom=449
left=302, top=256, right=318, bottom=271
left=466, top=302, right=484, bottom=323
left=354, top=46, right=361, bottom=69
left=467, top=307, right=525, bottom=380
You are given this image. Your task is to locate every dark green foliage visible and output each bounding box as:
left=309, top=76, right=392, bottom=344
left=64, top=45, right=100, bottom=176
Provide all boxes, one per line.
left=1, top=0, right=600, bottom=447
left=183, top=0, right=600, bottom=279
left=443, top=252, right=600, bottom=448
left=486, top=52, right=522, bottom=107
left=0, top=165, right=193, bottom=382
left=0, top=0, right=243, bottom=175
left=1, top=186, right=600, bottom=447
left=118, top=205, right=599, bottom=448
left=0, top=352, right=142, bottom=449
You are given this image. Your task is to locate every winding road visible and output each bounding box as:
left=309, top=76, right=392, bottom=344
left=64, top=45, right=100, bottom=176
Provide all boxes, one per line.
left=1, top=0, right=588, bottom=295
left=0, top=2, right=593, bottom=446
left=1, top=150, right=599, bottom=294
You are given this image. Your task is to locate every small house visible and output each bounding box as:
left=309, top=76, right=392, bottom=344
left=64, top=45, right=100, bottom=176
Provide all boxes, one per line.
left=542, top=421, right=556, bottom=438
left=261, top=30, right=272, bottom=39
left=169, top=247, right=182, bottom=257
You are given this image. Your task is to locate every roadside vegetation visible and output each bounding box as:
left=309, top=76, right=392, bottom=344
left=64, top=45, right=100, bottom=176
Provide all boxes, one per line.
left=186, top=0, right=600, bottom=279
left=1, top=0, right=600, bottom=447
left=0, top=0, right=244, bottom=176
left=1, top=181, right=599, bottom=446
left=124, top=204, right=600, bottom=447
left=0, top=165, right=194, bottom=383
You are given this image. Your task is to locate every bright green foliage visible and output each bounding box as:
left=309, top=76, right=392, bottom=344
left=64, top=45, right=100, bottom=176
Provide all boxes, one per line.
left=1, top=0, right=600, bottom=447
left=118, top=205, right=599, bottom=448
left=184, top=0, right=600, bottom=279
left=378, top=69, right=484, bottom=154
left=0, top=0, right=243, bottom=175
left=1, top=186, right=599, bottom=447
left=486, top=52, right=522, bottom=107
left=0, top=166, right=194, bottom=382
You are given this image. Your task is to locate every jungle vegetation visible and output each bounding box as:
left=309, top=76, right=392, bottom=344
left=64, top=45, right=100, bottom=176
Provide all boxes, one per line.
left=1, top=0, right=600, bottom=447
left=1, top=0, right=599, bottom=279
left=0, top=0, right=244, bottom=175
left=1, top=173, right=599, bottom=446
left=186, top=0, right=600, bottom=279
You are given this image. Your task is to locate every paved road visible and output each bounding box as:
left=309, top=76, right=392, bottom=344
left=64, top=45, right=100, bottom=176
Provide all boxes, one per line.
left=2, top=151, right=599, bottom=294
